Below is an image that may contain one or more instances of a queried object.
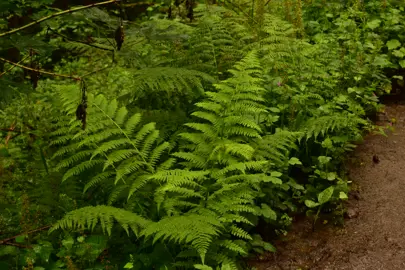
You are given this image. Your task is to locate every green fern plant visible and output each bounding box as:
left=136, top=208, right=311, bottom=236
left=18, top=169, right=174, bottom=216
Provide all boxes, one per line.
left=140, top=51, right=282, bottom=269
left=51, top=92, right=173, bottom=210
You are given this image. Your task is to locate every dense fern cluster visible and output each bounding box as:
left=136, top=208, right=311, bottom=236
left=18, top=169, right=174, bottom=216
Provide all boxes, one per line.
left=0, top=0, right=402, bottom=269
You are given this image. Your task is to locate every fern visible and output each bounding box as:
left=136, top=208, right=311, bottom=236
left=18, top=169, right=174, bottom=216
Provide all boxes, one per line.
left=186, top=10, right=244, bottom=77
left=51, top=94, right=172, bottom=206
left=141, top=214, right=223, bottom=264
left=302, top=112, right=368, bottom=140
left=50, top=205, right=151, bottom=237
left=118, top=67, right=215, bottom=106
left=141, top=52, right=280, bottom=268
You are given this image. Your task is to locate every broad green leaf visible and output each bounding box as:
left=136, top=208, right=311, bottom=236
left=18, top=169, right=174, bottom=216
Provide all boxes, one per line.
left=392, top=49, right=405, bottom=58
left=327, top=172, right=336, bottom=181
left=318, top=186, right=335, bottom=205
left=124, top=263, right=134, bottom=269
left=399, top=60, right=405, bottom=68
left=366, top=19, right=381, bottom=29
left=261, top=203, right=277, bottom=220
left=373, top=55, right=390, bottom=67
left=287, top=180, right=304, bottom=190
left=271, top=171, right=282, bottom=177
left=387, top=39, right=401, bottom=50
left=263, top=176, right=282, bottom=184
left=339, top=192, right=348, bottom=200
left=77, top=236, right=85, bottom=243
left=288, top=157, right=302, bottom=165
left=305, top=200, right=319, bottom=208
left=15, top=235, right=26, bottom=243
left=321, top=138, right=333, bottom=149
left=62, top=236, right=74, bottom=250
left=318, top=156, right=331, bottom=164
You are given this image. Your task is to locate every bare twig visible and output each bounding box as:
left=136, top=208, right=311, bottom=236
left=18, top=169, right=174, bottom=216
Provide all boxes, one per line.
left=0, top=0, right=121, bottom=38
left=265, top=0, right=272, bottom=6
left=0, top=128, right=20, bottom=132
left=0, top=55, right=30, bottom=78
left=4, top=242, right=32, bottom=249
left=46, top=26, right=114, bottom=52
left=0, top=225, right=52, bottom=245
left=4, top=122, right=16, bottom=146
left=0, top=57, right=81, bottom=81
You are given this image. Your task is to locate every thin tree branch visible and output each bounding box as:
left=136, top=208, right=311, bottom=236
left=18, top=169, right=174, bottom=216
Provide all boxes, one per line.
left=0, top=128, right=21, bottom=133
left=0, top=225, right=52, bottom=245
left=0, top=57, right=81, bottom=81
left=4, top=242, right=32, bottom=249
left=47, top=26, right=114, bottom=52
left=5, top=122, right=16, bottom=146
left=265, top=0, right=272, bottom=6
left=0, top=0, right=122, bottom=38
left=0, top=55, right=30, bottom=78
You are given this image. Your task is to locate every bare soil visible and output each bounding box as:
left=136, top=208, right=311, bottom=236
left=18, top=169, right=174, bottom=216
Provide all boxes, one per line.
left=250, top=102, right=405, bottom=270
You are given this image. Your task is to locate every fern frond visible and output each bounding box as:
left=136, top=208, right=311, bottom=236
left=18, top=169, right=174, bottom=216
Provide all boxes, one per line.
left=103, top=149, right=138, bottom=170
left=125, top=113, right=142, bottom=134
left=51, top=206, right=151, bottom=236
left=303, top=112, right=367, bottom=140
left=55, top=150, right=94, bottom=171
left=62, top=160, right=104, bottom=182
left=91, top=138, right=132, bottom=159
left=172, top=152, right=207, bottom=169
left=219, top=240, right=248, bottom=255
left=83, top=171, right=115, bottom=193
left=230, top=225, right=252, bottom=240
left=108, top=184, right=129, bottom=206
left=149, top=169, right=209, bottom=187
left=118, top=68, right=214, bottom=104
left=149, top=142, right=170, bottom=167
left=141, top=214, right=223, bottom=264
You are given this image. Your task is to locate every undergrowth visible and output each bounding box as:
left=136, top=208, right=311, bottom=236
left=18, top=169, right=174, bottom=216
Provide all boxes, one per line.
left=0, top=0, right=404, bottom=269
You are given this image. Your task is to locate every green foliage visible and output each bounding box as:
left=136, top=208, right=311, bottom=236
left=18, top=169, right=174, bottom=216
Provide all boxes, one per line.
left=0, top=0, right=402, bottom=269
left=50, top=205, right=151, bottom=236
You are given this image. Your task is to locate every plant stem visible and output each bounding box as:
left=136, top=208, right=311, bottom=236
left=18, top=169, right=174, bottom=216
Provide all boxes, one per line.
left=0, top=57, right=81, bottom=81
left=312, top=205, right=322, bottom=232
left=0, top=0, right=121, bottom=38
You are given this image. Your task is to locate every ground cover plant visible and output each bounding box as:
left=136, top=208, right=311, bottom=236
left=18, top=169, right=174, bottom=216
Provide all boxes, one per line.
left=0, top=0, right=404, bottom=269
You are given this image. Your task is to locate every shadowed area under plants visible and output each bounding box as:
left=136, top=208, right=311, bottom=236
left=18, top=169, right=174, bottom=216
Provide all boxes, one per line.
left=249, top=99, right=405, bottom=270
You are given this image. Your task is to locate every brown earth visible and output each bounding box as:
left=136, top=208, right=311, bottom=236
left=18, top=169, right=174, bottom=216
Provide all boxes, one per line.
left=249, top=101, right=405, bottom=270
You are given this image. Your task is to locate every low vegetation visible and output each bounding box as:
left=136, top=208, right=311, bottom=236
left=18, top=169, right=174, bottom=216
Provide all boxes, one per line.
left=0, top=0, right=404, bottom=269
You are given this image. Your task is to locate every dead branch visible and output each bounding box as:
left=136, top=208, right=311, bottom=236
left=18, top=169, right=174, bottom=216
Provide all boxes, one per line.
left=4, top=242, right=32, bottom=249
left=0, top=0, right=122, bottom=38
left=0, top=225, right=52, bottom=245
left=0, top=55, right=30, bottom=78
left=0, top=57, right=81, bottom=81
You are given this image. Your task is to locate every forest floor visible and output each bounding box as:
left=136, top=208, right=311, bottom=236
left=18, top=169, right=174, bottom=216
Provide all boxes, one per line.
left=250, top=98, right=405, bottom=270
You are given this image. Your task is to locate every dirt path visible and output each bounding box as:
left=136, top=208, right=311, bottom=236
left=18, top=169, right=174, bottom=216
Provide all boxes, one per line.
left=250, top=102, right=405, bottom=270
